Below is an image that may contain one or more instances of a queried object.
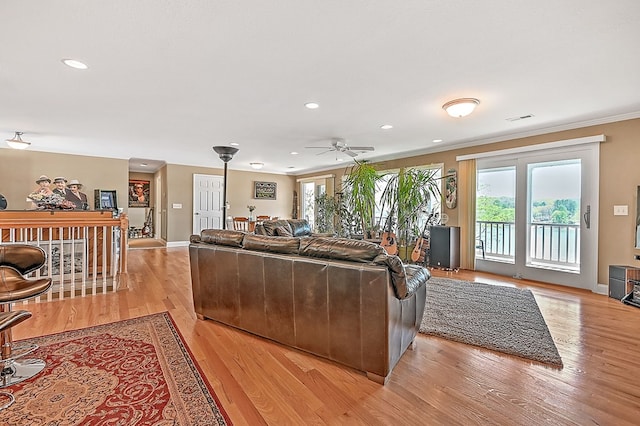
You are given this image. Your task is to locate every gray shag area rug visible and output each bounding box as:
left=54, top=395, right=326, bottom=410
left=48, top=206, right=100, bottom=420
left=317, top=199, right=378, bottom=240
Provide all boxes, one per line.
left=419, top=277, right=563, bottom=367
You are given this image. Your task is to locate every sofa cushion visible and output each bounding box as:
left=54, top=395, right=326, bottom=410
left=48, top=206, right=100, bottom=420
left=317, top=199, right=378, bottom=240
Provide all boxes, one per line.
left=287, top=219, right=312, bottom=237
left=274, top=225, right=293, bottom=237
left=200, top=229, right=246, bottom=247
left=243, top=234, right=300, bottom=254
left=261, top=220, right=293, bottom=236
left=299, top=237, right=386, bottom=263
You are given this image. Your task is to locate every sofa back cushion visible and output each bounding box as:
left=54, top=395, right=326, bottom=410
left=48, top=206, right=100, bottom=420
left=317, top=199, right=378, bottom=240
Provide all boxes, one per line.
left=299, top=237, right=385, bottom=263
left=287, top=219, right=312, bottom=237
left=243, top=234, right=301, bottom=255
left=261, top=220, right=293, bottom=236
left=200, top=229, right=246, bottom=247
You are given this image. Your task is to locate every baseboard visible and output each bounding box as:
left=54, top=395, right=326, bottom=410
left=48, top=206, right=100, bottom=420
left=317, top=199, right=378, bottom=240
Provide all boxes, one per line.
left=594, top=283, right=608, bottom=295
left=166, top=241, right=189, bottom=248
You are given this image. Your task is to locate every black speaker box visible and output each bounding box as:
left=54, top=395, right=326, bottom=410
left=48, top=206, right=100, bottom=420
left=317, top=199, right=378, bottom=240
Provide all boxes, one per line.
left=429, top=226, right=460, bottom=269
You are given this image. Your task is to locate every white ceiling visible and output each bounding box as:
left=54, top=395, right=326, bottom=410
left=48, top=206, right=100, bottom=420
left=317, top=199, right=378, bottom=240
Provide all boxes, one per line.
left=2, top=1, right=640, bottom=175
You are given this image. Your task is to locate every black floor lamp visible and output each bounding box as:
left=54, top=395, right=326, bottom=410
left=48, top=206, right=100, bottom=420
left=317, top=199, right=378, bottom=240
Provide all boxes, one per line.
left=213, top=146, right=239, bottom=229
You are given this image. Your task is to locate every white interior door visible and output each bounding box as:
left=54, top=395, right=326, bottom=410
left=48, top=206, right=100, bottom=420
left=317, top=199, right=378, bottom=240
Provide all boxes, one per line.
left=193, top=174, right=223, bottom=234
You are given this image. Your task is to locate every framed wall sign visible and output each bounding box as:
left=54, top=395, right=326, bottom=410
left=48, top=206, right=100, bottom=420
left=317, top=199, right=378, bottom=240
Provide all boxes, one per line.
left=254, top=181, right=277, bottom=200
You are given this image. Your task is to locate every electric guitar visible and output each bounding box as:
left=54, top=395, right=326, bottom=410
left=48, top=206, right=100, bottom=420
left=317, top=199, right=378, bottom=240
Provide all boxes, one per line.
left=142, top=208, right=153, bottom=236
left=380, top=214, right=398, bottom=256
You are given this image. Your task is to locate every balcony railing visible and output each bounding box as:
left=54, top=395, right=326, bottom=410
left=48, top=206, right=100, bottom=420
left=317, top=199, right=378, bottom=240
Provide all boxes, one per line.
left=476, top=220, right=580, bottom=271
left=0, top=210, right=129, bottom=303
left=477, top=221, right=515, bottom=261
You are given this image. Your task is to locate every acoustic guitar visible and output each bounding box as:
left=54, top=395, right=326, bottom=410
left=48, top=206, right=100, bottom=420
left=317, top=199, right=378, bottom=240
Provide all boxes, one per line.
left=411, top=219, right=430, bottom=262
left=411, top=211, right=436, bottom=262
left=380, top=215, right=398, bottom=256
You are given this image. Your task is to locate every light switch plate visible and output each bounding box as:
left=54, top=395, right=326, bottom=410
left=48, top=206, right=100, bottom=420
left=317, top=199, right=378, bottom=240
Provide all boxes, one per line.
left=613, top=205, right=628, bottom=216
left=172, top=203, right=182, bottom=209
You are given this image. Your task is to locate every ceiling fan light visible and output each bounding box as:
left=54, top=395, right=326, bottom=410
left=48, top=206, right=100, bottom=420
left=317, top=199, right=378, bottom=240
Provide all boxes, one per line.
left=442, top=98, right=480, bottom=118
left=6, top=131, right=31, bottom=149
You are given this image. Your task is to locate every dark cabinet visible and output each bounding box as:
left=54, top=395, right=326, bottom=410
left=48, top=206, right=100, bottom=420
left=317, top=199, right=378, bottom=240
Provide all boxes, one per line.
left=428, top=226, right=460, bottom=270
left=608, top=265, right=640, bottom=300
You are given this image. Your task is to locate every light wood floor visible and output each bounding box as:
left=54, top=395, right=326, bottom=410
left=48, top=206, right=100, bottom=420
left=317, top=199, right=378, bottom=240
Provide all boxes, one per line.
left=14, top=247, right=640, bottom=425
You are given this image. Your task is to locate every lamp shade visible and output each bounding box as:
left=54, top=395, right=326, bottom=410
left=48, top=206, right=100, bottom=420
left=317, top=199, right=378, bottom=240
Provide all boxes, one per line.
left=442, top=98, right=480, bottom=118
left=6, top=131, right=30, bottom=149
left=213, top=146, right=239, bottom=162
left=213, top=145, right=239, bottom=230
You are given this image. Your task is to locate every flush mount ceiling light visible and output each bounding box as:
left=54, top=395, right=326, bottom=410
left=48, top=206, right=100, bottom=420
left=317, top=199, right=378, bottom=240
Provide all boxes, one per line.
left=250, top=162, right=264, bottom=170
left=442, top=98, right=480, bottom=118
left=380, top=124, right=393, bottom=130
left=304, top=102, right=319, bottom=109
left=6, top=131, right=31, bottom=149
left=61, top=58, right=88, bottom=69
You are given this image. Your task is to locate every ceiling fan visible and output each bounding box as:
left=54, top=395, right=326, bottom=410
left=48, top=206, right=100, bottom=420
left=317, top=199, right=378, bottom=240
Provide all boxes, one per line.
left=305, top=138, right=375, bottom=157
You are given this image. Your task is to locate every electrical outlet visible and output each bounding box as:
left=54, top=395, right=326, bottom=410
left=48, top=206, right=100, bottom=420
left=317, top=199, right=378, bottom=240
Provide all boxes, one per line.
left=613, top=205, right=628, bottom=216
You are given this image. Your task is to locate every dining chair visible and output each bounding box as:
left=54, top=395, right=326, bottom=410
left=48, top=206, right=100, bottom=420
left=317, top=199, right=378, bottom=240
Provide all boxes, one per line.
left=232, top=217, right=250, bottom=231
left=256, top=215, right=271, bottom=222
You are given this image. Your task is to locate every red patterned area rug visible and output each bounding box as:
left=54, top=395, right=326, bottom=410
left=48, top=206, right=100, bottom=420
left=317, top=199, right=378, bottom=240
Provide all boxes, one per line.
left=3, top=312, right=231, bottom=425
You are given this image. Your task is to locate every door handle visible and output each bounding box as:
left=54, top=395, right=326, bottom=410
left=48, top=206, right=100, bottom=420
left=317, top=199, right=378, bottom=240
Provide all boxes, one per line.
left=583, top=205, right=590, bottom=229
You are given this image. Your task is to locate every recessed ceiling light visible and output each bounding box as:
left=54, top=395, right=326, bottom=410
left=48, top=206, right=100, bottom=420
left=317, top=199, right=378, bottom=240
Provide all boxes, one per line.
left=230, top=142, right=239, bottom=146
left=304, top=102, right=319, bottom=109
left=140, top=163, right=148, bottom=167
left=250, top=162, right=264, bottom=170
left=380, top=124, right=393, bottom=130
left=61, top=59, right=88, bottom=69
left=432, top=139, right=443, bottom=143
left=337, top=158, right=344, bottom=162
left=287, top=166, right=296, bottom=169
left=290, top=151, right=299, bottom=155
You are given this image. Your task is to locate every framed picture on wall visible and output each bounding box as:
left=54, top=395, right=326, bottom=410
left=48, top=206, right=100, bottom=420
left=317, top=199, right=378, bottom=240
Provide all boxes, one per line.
left=129, top=179, right=150, bottom=207
left=254, top=181, right=277, bottom=200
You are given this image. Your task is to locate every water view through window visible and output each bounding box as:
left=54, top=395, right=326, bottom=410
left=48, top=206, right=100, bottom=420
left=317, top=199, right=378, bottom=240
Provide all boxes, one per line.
left=477, top=160, right=581, bottom=272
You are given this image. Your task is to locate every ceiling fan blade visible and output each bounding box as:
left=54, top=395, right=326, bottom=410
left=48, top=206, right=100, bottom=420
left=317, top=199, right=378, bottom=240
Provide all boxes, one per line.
left=347, top=146, right=375, bottom=151
left=316, top=149, right=333, bottom=156
left=305, top=146, right=330, bottom=149
left=344, top=150, right=359, bottom=157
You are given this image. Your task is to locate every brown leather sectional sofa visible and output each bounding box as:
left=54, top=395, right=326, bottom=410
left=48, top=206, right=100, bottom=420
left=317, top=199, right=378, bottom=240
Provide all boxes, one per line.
left=189, top=227, right=430, bottom=384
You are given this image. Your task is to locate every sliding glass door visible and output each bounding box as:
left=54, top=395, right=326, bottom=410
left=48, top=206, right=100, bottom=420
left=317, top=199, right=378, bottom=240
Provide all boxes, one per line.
left=476, top=144, right=599, bottom=289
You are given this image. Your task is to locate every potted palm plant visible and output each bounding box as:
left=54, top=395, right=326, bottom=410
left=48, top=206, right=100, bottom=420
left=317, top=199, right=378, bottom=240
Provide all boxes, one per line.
left=342, top=160, right=382, bottom=238
left=379, top=167, right=442, bottom=260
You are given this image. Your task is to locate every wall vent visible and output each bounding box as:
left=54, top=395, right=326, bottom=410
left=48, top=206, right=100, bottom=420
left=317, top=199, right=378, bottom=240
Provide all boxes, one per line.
left=506, top=114, right=534, bottom=122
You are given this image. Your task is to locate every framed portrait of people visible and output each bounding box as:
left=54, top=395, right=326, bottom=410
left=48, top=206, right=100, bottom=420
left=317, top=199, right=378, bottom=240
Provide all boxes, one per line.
left=129, top=179, right=150, bottom=207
